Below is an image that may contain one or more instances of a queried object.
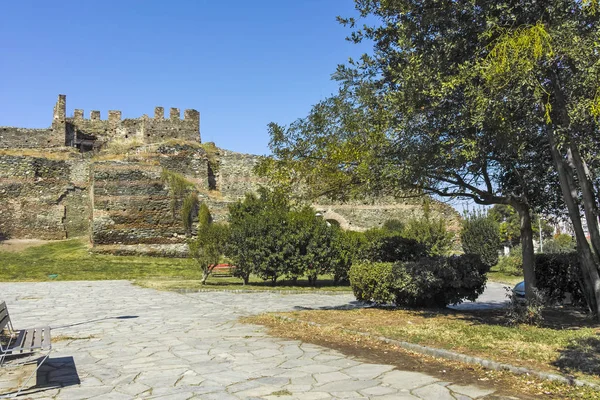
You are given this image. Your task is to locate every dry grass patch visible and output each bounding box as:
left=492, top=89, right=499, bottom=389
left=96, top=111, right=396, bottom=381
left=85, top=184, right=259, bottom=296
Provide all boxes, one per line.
left=248, top=307, right=600, bottom=385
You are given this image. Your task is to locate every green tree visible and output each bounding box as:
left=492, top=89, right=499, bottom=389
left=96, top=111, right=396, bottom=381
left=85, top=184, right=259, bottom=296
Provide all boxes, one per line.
left=227, top=188, right=346, bottom=285
left=257, top=0, right=569, bottom=302
left=543, top=234, right=577, bottom=254
left=402, top=205, right=454, bottom=257
left=488, top=205, right=554, bottom=249
left=188, top=203, right=230, bottom=285
left=461, top=210, right=501, bottom=268
left=227, top=189, right=292, bottom=284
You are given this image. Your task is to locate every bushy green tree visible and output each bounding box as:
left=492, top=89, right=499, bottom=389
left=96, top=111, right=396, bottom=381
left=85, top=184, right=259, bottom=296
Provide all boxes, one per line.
left=228, top=189, right=292, bottom=284
left=543, top=234, right=577, bottom=254
left=227, top=188, right=346, bottom=285
left=188, top=203, right=230, bottom=285
left=461, top=211, right=501, bottom=268
left=402, top=205, right=454, bottom=257
left=361, top=228, right=427, bottom=262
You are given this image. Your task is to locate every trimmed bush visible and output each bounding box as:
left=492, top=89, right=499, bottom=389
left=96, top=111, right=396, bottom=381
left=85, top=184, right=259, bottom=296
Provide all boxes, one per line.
left=461, top=212, right=501, bottom=267
left=534, top=253, right=585, bottom=306
left=392, top=254, right=489, bottom=307
left=348, top=262, right=395, bottom=304
left=349, top=255, right=489, bottom=307
left=361, top=229, right=427, bottom=262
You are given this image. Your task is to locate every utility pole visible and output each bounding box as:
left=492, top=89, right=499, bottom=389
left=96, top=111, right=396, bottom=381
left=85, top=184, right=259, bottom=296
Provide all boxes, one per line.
left=539, top=217, right=543, bottom=253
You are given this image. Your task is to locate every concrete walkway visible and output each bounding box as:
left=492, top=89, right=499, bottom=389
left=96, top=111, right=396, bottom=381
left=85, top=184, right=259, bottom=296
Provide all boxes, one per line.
left=0, top=281, right=506, bottom=399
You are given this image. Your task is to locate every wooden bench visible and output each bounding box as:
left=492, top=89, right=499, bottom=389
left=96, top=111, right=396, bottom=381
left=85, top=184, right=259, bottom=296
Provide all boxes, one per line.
left=0, top=301, right=52, bottom=398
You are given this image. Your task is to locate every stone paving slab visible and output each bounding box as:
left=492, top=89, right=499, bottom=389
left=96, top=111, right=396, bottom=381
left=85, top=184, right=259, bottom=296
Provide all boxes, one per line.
left=0, top=281, right=504, bottom=399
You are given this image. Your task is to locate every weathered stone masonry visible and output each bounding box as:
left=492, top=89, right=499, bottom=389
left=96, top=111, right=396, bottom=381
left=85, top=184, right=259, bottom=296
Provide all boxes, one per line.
left=1, top=94, right=200, bottom=152
left=0, top=95, right=459, bottom=254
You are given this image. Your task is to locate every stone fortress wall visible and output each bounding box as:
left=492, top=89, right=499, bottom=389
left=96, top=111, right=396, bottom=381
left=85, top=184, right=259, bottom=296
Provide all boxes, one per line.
left=0, top=95, right=200, bottom=151
left=0, top=95, right=460, bottom=255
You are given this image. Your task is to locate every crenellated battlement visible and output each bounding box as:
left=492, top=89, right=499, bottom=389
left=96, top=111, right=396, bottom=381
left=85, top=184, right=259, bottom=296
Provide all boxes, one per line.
left=68, top=107, right=199, bottom=124
left=0, top=94, right=201, bottom=151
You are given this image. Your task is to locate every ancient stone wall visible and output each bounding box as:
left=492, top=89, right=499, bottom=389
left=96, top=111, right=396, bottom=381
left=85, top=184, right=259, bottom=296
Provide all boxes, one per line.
left=65, top=107, right=200, bottom=148
left=0, top=127, right=63, bottom=148
left=90, top=145, right=214, bottom=254
left=217, top=150, right=264, bottom=199
left=0, top=152, right=91, bottom=239
left=1, top=95, right=201, bottom=151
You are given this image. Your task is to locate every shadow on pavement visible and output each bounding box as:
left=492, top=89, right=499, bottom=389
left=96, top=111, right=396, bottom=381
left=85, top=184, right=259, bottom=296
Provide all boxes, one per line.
left=1, top=356, right=79, bottom=398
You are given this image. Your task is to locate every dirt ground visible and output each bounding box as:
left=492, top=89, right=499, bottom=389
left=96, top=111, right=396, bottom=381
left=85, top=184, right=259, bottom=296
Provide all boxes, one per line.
left=0, top=239, right=58, bottom=252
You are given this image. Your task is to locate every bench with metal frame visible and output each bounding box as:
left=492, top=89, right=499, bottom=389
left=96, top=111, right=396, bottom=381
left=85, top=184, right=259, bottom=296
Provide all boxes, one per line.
left=0, top=301, right=52, bottom=398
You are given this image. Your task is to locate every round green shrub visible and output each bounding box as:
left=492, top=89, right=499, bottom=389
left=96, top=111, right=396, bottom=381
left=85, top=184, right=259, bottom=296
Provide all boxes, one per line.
left=348, top=262, right=395, bottom=304
left=460, top=212, right=501, bottom=267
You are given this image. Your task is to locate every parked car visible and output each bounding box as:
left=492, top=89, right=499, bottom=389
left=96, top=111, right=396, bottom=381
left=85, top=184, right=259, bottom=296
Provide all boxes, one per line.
left=513, top=281, right=525, bottom=299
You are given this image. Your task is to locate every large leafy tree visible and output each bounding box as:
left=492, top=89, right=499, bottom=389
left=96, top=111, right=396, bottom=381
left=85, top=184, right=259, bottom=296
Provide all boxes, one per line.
left=259, top=0, right=561, bottom=300
left=470, top=0, right=600, bottom=315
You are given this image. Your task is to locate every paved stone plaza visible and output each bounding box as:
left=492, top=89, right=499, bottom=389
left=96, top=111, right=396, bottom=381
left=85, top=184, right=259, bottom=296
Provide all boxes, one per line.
left=0, top=281, right=508, bottom=399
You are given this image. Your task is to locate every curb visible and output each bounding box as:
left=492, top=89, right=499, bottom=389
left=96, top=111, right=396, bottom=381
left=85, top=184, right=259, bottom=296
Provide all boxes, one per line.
left=273, top=315, right=600, bottom=390
left=173, top=288, right=352, bottom=295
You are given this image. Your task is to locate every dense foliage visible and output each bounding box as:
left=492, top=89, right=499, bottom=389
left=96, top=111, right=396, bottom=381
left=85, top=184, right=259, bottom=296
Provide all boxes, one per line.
left=535, top=253, right=586, bottom=306
left=543, top=234, right=577, bottom=254
left=496, top=246, right=523, bottom=276
left=461, top=211, right=501, bottom=268
left=358, top=229, right=427, bottom=262
left=400, top=207, right=454, bottom=257
left=188, top=203, right=230, bottom=284
left=227, top=189, right=346, bottom=285
left=349, top=255, right=488, bottom=307
left=348, top=262, right=396, bottom=304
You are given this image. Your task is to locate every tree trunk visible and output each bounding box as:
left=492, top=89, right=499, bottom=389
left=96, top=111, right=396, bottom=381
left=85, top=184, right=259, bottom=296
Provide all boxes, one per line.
left=568, top=144, right=600, bottom=260
left=513, top=202, right=536, bottom=299
left=547, top=127, right=600, bottom=317
left=201, top=268, right=209, bottom=285
left=243, top=274, right=249, bottom=285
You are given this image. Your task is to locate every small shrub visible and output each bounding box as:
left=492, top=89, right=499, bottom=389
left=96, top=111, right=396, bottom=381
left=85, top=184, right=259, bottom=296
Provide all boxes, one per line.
left=349, top=255, right=489, bottom=308
left=392, top=254, right=489, bottom=307
left=461, top=211, right=501, bottom=267
left=402, top=208, right=454, bottom=256
left=535, top=253, right=585, bottom=306
left=361, top=229, right=427, bottom=262
left=496, top=245, right=523, bottom=275
left=505, top=287, right=545, bottom=326
left=348, top=262, right=395, bottom=304
left=382, top=219, right=404, bottom=233
left=543, top=234, right=576, bottom=254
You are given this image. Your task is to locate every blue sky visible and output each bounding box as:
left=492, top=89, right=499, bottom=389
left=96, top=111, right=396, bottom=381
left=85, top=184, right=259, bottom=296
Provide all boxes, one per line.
left=0, top=0, right=369, bottom=155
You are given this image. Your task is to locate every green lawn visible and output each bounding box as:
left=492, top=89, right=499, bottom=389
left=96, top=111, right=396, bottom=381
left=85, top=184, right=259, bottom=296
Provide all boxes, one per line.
left=0, top=239, right=198, bottom=281
left=0, top=239, right=351, bottom=292
left=486, top=266, right=523, bottom=286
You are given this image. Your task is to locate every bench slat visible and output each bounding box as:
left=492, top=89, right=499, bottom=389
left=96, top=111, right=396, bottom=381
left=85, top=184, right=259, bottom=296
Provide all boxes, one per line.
left=0, top=302, right=9, bottom=333
left=11, top=329, right=26, bottom=353
left=41, top=327, right=51, bottom=349
left=33, top=328, right=43, bottom=350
